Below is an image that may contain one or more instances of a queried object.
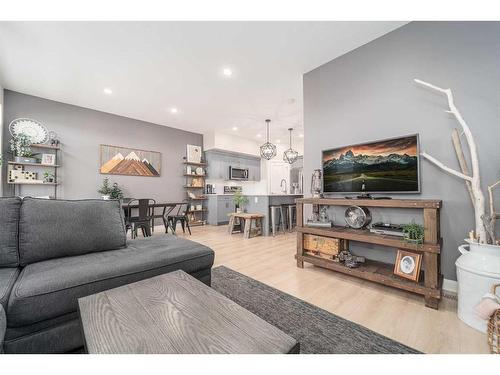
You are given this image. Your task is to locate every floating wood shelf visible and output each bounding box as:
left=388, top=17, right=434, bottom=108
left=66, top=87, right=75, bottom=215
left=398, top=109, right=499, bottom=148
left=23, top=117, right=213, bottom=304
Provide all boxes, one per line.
left=30, top=144, right=60, bottom=150
left=8, top=161, right=60, bottom=168
left=188, top=197, right=207, bottom=200
left=296, top=197, right=443, bottom=309
left=8, top=181, right=59, bottom=186
left=183, top=174, right=206, bottom=177
left=183, top=161, right=207, bottom=166
left=183, top=185, right=205, bottom=189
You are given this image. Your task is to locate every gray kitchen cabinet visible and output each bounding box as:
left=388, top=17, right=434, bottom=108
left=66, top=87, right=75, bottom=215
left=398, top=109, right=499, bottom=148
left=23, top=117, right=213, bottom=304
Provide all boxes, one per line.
left=207, top=195, right=236, bottom=225
left=205, top=149, right=261, bottom=181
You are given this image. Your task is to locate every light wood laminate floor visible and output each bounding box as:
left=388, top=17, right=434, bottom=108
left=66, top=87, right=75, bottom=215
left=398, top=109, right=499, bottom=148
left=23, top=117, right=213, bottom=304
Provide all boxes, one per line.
left=162, top=224, right=488, bottom=353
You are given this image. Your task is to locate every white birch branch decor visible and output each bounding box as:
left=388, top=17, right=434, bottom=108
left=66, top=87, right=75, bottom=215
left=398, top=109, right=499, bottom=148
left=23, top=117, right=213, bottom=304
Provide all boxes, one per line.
left=415, top=78, right=488, bottom=243
left=451, top=128, right=475, bottom=206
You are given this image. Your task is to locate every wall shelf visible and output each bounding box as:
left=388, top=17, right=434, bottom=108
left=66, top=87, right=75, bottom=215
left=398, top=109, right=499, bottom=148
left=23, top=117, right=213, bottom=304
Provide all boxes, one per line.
left=8, top=181, right=59, bottom=186
left=8, top=161, right=60, bottom=168
left=183, top=156, right=207, bottom=226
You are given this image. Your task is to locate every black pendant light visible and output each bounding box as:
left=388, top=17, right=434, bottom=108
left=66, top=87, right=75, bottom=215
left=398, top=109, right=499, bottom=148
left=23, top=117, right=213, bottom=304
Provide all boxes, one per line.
left=283, top=128, right=299, bottom=164
left=260, top=119, right=277, bottom=160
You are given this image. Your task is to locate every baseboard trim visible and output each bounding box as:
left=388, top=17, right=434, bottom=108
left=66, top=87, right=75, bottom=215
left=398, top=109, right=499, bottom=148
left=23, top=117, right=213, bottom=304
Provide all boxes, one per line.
left=442, top=278, right=458, bottom=298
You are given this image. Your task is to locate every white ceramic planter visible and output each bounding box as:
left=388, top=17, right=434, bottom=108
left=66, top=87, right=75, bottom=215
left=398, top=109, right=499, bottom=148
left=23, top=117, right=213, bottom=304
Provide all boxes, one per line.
left=456, top=239, right=500, bottom=332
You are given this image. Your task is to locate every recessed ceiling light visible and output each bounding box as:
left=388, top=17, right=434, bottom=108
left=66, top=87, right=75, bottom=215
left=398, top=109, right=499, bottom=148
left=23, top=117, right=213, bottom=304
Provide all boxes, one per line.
left=256, top=134, right=262, bottom=138
left=232, top=126, right=238, bottom=131
left=299, top=134, right=304, bottom=138
left=276, top=139, right=281, bottom=143
left=222, top=68, right=233, bottom=77
left=103, top=88, right=112, bottom=95
left=170, top=107, right=178, bottom=114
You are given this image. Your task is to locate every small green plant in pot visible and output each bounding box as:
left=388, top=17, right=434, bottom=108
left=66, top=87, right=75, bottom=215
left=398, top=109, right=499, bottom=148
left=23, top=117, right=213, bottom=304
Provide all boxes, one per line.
left=402, top=222, right=425, bottom=244
left=43, top=172, right=55, bottom=183
left=233, top=191, right=248, bottom=213
left=10, top=133, right=38, bottom=163
left=98, top=177, right=124, bottom=200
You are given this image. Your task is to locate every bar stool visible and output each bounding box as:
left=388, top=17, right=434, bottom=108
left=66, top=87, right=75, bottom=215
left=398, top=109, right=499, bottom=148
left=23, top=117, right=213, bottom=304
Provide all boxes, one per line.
left=283, top=204, right=297, bottom=232
left=269, top=205, right=286, bottom=236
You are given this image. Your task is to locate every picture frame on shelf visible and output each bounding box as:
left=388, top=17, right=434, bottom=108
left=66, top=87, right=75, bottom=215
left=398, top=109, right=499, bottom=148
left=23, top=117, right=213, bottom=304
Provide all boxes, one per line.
left=41, top=153, right=56, bottom=165
left=186, top=144, right=202, bottom=163
left=394, top=249, right=422, bottom=282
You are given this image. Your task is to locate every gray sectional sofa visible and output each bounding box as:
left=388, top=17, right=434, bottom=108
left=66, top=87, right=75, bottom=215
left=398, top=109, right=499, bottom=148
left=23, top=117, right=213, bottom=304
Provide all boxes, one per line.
left=0, top=197, right=215, bottom=354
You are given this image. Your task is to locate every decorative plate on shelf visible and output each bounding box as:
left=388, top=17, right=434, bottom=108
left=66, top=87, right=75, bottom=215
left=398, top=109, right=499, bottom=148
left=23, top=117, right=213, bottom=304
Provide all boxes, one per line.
left=195, top=167, right=204, bottom=175
left=9, top=118, right=49, bottom=144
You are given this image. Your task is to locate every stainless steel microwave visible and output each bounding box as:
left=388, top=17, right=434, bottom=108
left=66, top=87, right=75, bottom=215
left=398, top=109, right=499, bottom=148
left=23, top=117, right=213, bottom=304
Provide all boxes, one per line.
left=229, top=166, right=249, bottom=180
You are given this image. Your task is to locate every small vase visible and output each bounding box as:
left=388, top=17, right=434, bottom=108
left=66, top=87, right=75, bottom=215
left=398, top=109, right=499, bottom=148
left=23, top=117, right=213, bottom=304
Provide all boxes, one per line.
left=236, top=207, right=242, bottom=213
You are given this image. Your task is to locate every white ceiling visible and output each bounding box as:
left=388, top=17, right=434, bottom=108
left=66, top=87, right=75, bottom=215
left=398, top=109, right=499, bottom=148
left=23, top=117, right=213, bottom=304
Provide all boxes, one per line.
left=0, top=21, right=405, bottom=143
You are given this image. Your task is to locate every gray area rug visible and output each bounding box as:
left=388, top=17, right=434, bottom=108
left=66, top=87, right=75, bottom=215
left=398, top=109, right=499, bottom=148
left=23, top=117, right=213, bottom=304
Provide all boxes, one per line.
left=211, top=266, right=420, bottom=354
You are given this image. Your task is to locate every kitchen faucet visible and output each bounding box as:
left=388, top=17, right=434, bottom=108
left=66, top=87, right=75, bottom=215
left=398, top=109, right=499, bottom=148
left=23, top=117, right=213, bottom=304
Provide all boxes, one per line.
left=280, top=179, right=287, bottom=194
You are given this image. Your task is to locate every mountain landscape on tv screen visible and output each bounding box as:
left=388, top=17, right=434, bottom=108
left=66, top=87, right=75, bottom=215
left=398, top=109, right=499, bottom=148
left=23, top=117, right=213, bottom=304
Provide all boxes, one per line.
left=322, top=136, right=419, bottom=192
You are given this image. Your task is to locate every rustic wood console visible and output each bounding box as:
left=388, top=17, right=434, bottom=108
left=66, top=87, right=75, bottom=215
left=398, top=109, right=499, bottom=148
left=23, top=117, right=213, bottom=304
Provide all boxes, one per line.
left=295, top=198, right=443, bottom=309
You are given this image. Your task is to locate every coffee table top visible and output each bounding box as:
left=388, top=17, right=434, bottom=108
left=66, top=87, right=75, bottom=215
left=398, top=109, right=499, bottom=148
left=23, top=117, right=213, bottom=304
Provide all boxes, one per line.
left=78, top=270, right=298, bottom=354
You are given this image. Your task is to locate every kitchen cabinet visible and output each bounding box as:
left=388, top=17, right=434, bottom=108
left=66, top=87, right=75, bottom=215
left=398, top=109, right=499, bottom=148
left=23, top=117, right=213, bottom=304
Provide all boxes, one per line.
left=207, top=195, right=235, bottom=225
left=268, top=161, right=291, bottom=195
left=205, top=149, right=261, bottom=181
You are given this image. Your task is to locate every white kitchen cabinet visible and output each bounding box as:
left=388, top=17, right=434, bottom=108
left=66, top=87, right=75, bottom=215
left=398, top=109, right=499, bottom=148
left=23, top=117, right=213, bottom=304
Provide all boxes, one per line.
left=268, top=161, right=290, bottom=195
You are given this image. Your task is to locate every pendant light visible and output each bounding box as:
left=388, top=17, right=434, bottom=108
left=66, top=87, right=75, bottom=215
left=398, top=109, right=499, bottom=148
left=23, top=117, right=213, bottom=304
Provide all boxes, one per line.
left=260, top=119, right=277, bottom=160
left=283, top=128, right=299, bottom=164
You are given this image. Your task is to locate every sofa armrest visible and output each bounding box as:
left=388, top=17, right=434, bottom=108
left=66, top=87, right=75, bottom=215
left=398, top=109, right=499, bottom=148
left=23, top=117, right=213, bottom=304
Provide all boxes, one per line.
left=0, top=304, right=5, bottom=354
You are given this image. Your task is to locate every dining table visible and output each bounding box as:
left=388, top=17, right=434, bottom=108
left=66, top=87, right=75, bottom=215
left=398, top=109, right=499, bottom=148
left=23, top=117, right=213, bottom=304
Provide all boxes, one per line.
left=121, top=200, right=187, bottom=234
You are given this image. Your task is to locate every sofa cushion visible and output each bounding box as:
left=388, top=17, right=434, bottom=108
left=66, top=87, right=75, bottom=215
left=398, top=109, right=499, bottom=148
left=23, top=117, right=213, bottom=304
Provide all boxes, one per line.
left=0, top=304, right=5, bottom=353
left=7, top=235, right=214, bottom=326
left=18, top=198, right=127, bottom=266
left=0, top=197, right=21, bottom=267
left=0, top=268, right=20, bottom=309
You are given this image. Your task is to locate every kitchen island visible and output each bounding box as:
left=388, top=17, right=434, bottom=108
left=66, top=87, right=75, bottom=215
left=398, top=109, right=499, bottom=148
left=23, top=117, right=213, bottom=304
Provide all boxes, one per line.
left=206, top=194, right=303, bottom=235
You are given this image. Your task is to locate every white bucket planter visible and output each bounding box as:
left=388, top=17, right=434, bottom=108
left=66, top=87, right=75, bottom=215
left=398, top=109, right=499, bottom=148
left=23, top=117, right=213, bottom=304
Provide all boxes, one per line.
left=456, top=239, right=500, bottom=332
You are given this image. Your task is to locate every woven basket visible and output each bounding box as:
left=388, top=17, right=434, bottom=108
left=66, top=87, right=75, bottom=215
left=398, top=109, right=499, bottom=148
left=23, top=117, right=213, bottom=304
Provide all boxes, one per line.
left=488, top=284, right=500, bottom=354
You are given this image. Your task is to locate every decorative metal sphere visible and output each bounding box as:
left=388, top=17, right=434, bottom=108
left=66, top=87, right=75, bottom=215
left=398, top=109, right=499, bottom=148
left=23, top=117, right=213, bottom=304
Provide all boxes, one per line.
left=283, top=148, right=299, bottom=164
left=260, top=142, right=277, bottom=160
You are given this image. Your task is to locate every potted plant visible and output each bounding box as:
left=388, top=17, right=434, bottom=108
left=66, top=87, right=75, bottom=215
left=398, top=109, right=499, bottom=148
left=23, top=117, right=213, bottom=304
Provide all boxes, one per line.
left=43, top=172, right=55, bottom=183
left=10, top=133, right=38, bottom=164
left=98, top=178, right=124, bottom=200
left=233, top=191, right=248, bottom=213
left=402, top=223, right=424, bottom=244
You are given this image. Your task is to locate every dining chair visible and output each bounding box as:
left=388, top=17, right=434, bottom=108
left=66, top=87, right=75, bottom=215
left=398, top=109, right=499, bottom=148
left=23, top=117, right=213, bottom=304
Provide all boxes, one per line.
left=166, top=202, right=191, bottom=235
left=125, top=198, right=156, bottom=239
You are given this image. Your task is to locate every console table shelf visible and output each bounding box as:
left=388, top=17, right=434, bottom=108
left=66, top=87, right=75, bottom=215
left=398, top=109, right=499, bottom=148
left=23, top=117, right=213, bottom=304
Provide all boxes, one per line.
left=296, top=226, right=441, bottom=254
left=296, top=253, right=442, bottom=299
left=295, top=197, right=443, bottom=309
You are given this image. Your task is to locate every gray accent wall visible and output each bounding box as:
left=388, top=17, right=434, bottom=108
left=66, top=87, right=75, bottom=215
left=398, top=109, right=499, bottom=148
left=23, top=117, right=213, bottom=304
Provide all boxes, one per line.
left=2, top=90, right=202, bottom=202
left=303, top=22, right=500, bottom=281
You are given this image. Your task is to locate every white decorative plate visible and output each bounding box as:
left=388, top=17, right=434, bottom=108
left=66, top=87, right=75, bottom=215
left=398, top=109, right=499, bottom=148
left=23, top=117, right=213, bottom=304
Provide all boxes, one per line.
left=195, top=167, right=204, bottom=175
left=9, top=118, right=49, bottom=144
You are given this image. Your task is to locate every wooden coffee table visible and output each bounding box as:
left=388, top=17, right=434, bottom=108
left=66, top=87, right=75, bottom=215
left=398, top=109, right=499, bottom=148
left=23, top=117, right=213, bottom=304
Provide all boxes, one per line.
left=78, top=270, right=299, bottom=354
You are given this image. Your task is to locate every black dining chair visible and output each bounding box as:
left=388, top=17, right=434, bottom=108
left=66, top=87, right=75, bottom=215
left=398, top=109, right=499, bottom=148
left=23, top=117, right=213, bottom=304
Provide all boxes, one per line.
left=125, top=198, right=156, bottom=239
left=166, top=202, right=191, bottom=235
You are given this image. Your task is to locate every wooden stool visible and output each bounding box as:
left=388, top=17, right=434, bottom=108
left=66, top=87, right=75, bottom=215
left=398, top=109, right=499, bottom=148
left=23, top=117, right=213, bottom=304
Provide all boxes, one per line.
left=228, top=213, right=264, bottom=239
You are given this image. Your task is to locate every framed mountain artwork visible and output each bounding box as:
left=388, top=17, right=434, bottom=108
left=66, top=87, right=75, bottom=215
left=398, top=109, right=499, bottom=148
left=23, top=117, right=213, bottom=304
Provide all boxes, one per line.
left=99, top=144, right=161, bottom=177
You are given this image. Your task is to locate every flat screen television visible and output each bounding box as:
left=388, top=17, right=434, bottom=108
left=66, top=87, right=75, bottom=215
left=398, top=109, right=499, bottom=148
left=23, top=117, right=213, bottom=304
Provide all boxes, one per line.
left=322, top=134, right=420, bottom=194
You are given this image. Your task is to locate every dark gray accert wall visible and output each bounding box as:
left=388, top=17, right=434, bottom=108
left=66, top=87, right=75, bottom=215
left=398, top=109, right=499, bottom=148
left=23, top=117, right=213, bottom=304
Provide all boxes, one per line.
left=2, top=90, right=202, bottom=202
left=303, top=22, right=500, bottom=281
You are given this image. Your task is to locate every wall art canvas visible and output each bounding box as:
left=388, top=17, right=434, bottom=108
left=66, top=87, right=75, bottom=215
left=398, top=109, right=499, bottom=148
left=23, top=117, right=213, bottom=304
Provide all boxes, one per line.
left=100, top=144, right=161, bottom=177
left=186, top=144, right=202, bottom=163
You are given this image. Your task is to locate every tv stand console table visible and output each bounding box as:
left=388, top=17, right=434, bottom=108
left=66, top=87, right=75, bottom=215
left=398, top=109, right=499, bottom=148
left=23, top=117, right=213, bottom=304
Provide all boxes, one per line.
left=295, top=198, right=443, bottom=309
